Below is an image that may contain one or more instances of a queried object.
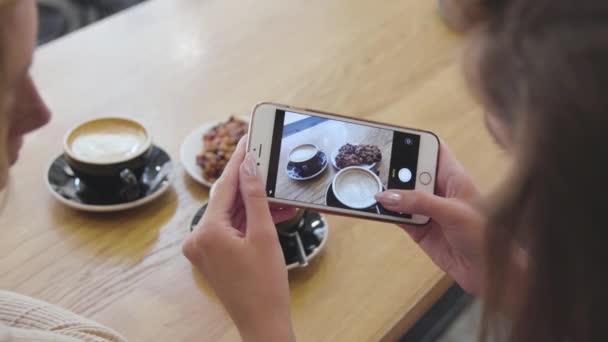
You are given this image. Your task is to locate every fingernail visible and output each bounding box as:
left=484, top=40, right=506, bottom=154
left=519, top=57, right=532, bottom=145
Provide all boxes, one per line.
left=209, top=183, right=217, bottom=198
left=375, top=192, right=401, bottom=206
left=238, top=135, right=248, bottom=146
left=242, top=153, right=257, bottom=177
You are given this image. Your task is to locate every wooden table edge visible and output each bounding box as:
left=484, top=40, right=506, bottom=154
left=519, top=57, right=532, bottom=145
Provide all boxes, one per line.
left=381, top=274, right=455, bottom=341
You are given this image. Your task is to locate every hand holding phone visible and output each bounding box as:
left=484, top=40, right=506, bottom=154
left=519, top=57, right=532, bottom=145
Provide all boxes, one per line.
left=184, top=138, right=296, bottom=342
left=247, top=103, right=440, bottom=225
left=376, top=143, right=488, bottom=295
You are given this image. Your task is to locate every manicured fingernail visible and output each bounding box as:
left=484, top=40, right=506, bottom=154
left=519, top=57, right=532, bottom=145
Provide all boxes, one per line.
left=375, top=192, right=401, bottom=206
left=242, top=153, right=257, bottom=177
left=209, top=183, right=217, bottom=198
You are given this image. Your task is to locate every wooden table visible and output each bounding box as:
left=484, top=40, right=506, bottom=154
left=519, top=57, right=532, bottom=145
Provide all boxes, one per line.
left=0, top=0, right=508, bottom=341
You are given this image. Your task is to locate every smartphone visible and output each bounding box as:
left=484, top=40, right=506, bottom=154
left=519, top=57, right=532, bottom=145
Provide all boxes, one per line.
left=247, top=103, right=439, bottom=225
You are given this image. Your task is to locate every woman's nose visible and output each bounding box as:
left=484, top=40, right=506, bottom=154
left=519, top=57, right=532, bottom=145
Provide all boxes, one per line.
left=11, top=75, right=51, bottom=136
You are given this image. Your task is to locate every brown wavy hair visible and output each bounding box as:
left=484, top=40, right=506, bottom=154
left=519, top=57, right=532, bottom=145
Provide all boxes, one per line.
left=458, top=0, right=608, bottom=341
left=0, top=0, right=14, bottom=188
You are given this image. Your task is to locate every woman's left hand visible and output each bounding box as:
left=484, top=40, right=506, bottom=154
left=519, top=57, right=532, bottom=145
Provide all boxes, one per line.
left=183, top=138, right=296, bottom=342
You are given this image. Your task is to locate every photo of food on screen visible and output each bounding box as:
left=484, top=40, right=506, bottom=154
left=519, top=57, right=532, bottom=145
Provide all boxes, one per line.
left=265, top=111, right=421, bottom=219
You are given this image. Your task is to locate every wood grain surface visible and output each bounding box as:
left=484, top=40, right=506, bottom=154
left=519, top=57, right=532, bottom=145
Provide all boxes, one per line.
left=0, top=0, right=509, bottom=341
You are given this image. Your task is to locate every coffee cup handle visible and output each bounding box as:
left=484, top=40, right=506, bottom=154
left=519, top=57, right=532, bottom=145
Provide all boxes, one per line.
left=119, top=169, right=141, bottom=201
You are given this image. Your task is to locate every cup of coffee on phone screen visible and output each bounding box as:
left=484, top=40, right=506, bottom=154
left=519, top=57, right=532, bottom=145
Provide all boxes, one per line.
left=247, top=102, right=439, bottom=225
left=288, top=144, right=321, bottom=173
left=332, top=167, right=383, bottom=209
left=289, top=144, right=319, bottom=164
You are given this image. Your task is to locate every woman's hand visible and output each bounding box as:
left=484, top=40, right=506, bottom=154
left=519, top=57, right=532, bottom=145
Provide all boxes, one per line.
left=375, top=143, right=486, bottom=295
left=183, top=138, right=296, bottom=342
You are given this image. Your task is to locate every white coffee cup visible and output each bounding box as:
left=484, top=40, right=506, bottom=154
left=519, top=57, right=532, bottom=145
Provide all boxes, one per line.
left=332, top=166, right=383, bottom=209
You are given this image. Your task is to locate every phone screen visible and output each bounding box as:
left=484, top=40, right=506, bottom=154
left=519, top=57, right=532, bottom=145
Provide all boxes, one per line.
left=265, top=110, right=421, bottom=219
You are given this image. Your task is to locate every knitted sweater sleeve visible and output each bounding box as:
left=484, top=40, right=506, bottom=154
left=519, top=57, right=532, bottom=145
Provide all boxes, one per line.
left=0, top=291, right=127, bottom=342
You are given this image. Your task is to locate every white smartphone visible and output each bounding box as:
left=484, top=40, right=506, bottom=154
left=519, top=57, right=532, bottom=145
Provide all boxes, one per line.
left=247, top=102, right=439, bottom=225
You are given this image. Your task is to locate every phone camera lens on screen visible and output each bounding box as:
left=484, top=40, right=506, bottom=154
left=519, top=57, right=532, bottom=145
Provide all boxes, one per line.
left=265, top=110, right=421, bottom=220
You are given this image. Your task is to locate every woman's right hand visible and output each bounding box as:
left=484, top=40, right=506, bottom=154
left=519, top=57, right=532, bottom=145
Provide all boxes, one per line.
left=375, top=143, right=486, bottom=295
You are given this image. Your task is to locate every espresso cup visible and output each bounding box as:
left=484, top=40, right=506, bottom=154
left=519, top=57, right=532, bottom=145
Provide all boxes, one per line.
left=332, top=166, right=383, bottom=209
left=288, top=144, right=324, bottom=176
left=288, top=144, right=319, bottom=166
left=63, top=117, right=153, bottom=200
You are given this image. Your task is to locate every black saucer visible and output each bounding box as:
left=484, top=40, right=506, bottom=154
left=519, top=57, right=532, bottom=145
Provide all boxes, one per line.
left=325, top=183, right=393, bottom=215
left=286, top=151, right=328, bottom=180
left=190, top=203, right=328, bottom=268
left=47, top=145, right=172, bottom=209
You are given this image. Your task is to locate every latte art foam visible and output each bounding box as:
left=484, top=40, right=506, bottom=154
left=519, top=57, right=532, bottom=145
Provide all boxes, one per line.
left=289, top=145, right=318, bottom=163
left=67, top=118, right=149, bottom=164
left=334, top=168, right=381, bottom=208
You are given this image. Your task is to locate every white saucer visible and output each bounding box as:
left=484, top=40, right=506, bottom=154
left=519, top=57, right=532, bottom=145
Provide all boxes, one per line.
left=180, top=116, right=249, bottom=187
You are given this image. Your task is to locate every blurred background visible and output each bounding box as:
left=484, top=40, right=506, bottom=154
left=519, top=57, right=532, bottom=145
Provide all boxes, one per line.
left=37, top=0, right=146, bottom=44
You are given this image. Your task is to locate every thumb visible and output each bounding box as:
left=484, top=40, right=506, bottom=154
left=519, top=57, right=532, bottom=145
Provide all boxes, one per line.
left=375, top=190, right=479, bottom=227
left=239, top=152, right=275, bottom=238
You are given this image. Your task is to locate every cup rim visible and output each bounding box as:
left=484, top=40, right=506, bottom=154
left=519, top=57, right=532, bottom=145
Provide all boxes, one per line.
left=288, top=144, right=320, bottom=164
left=332, top=166, right=383, bottom=209
left=63, top=117, right=152, bottom=166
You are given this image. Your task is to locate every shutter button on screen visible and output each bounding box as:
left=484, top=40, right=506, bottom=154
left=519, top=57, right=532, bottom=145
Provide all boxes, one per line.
left=398, top=168, right=412, bottom=183
left=419, top=172, right=433, bottom=185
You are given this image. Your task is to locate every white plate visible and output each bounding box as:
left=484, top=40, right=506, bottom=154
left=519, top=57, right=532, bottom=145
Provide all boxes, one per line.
left=180, top=117, right=249, bottom=187
left=330, top=146, right=376, bottom=170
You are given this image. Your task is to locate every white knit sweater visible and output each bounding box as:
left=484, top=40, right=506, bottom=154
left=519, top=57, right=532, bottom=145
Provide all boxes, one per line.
left=0, top=291, right=126, bottom=342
